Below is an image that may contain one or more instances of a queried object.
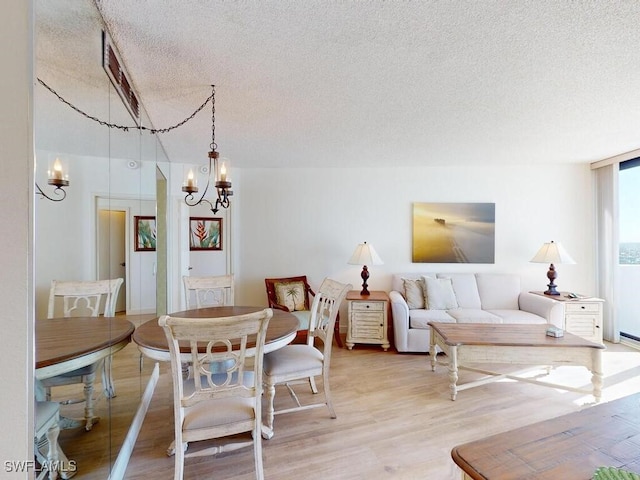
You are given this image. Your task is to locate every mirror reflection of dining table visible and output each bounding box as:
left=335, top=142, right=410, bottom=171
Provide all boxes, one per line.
left=35, top=316, right=136, bottom=477
left=133, top=306, right=299, bottom=362
left=36, top=316, right=135, bottom=381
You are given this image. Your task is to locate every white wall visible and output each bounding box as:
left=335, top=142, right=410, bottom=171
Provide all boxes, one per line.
left=235, top=163, right=595, bottom=315
left=0, top=0, right=33, bottom=471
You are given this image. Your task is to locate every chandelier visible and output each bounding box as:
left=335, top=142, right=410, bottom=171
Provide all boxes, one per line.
left=36, top=157, right=70, bottom=202
left=182, top=85, right=232, bottom=214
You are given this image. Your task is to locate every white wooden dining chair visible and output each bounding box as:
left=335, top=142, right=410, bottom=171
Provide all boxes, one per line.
left=262, top=278, right=351, bottom=439
left=159, top=308, right=273, bottom=480
left=41, top=278, right=123, bottom=431
left=183, top=274, right=234, bottom=309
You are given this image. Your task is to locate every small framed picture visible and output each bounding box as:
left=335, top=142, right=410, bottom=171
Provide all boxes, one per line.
left=189, top=217, right=222, bottom=251
left=134, top=216, right=156, bottom=252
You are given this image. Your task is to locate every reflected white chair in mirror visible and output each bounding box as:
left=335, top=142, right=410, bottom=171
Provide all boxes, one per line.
left=183, top=274, right=234, bottom=309
left=41, top=278, right=123, bottom=431
left=262, top=278, right=351, bottom=439
left=159, top=308, right=273, bottom=480
left=35, top=401, right=61, bottom=480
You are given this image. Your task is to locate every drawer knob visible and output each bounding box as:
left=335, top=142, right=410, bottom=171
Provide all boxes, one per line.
left=366, top=305, right=370, bottom=309
left=581, top=306, right=586, bottom=309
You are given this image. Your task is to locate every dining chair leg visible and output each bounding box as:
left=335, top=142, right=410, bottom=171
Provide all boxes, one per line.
left=45, top=422, right=60, bottom=480
left=262, top=382, right=276, bottom=440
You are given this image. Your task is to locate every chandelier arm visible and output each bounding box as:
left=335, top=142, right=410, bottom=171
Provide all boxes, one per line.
left=35, top=182, right=67, bottom=202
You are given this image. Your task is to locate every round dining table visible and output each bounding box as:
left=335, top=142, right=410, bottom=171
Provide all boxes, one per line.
left=133, top=306, right=299, bottom=362
left=36, top=316, right=135, bottom=380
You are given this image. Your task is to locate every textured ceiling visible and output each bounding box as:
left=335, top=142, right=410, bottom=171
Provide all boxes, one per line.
left=38, top=0, right=640, bottom=168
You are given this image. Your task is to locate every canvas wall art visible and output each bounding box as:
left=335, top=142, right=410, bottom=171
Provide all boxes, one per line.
left=412, top=202, right=495, bottom=263
left=189, top=217, right=222, bottom=251
left=134, top=216, right=156, bottom=252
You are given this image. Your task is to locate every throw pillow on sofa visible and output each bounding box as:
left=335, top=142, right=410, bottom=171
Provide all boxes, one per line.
left=423, top=276, right=459, bottom=310
left=402, top=277, right=425, bottom=309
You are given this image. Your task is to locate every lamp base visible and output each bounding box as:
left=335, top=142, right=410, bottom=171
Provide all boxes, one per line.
left=360, top=265, right=370, bottom=296
left=543, top=263, right=560, bottom=295
left=543, top=285, right=561, bottom=296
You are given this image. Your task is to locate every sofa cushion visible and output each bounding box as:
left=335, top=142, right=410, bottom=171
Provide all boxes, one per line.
left=489, top=309, right=547, bottom=324
left=438, top=273, right=481, bottom=309
left=476, top=274, right=520, bottom=310
left=409, top=309, right=455, bottom=329
left=402, top=277, right=425, bottom=309
left=446, top=309, right=503, bottom=323
left=423, top=277, right=459, bottom=310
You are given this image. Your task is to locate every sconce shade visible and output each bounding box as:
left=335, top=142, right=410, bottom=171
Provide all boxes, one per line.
left=530, top=241, right=575, bottom=295
left=348, top=242, right=383, bottom=295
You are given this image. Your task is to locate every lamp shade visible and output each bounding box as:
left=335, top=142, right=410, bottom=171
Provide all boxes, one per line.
left=530, top=241, right=576, bottom=265
left=348, top=242, right=384, bottom=266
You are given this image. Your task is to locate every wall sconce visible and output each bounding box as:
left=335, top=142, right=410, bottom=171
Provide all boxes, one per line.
left=35, top=157, right=69, bottom=202
left=530, top=240, right=575, bottom=295
left=348, top=241, right=384, bottom=295
left=182, top=85, right=233, bottom=214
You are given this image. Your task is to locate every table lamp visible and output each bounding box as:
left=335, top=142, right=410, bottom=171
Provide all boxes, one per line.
left=530, top=240, right=575, bottom=295
left=348, top=242, right=384, bottom=295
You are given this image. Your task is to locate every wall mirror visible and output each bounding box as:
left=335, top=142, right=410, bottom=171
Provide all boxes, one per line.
left=34, top=0, right=168, bottom=477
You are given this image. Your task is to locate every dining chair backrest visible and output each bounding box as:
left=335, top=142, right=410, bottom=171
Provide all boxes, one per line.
left=307, top=278, right=351, bottom=356
left=47, top=278, right=124, bottom=318
left=159, top=308, right=273, bottom=480
left=183, top=274, right=234, bottom=309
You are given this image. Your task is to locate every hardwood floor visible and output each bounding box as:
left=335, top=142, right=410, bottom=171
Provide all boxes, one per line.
left=53, top=336, right=640, bottom=479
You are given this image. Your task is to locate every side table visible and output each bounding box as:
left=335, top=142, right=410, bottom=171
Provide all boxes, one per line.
left=346, top=290, right=390, bottom=351
left=531, top=291, right=604, bottom=344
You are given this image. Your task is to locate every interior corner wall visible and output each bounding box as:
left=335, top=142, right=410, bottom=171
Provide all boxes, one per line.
left=235, top=163, right=595, bottom=309
left=0, top=0, right=34, bottom=468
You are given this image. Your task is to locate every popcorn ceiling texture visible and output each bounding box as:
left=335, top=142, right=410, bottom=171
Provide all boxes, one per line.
left=38, top=0, right=640, bottom=168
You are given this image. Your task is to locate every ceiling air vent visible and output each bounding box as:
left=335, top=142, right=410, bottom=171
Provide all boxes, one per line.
left=102, top=30, right=140, bottom=125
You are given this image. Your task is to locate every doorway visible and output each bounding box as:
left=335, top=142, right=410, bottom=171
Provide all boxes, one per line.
left=97, top=209, right=127, bottom=313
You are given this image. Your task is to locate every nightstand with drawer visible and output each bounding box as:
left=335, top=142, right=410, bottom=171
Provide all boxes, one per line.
left=531, top=291, right=604, bottom=344
left=346, top=290, right=390, bottom=351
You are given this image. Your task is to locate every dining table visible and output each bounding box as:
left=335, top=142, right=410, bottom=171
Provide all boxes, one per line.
left=133, top=305, right=299, bottom=362
left=35, top=315, right=135, bottom=434
left=133, top=305, right=299, bottom=451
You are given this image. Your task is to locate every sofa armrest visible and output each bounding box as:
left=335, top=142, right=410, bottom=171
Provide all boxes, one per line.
left=518, top=292, right=564, bottom=328
left=389, top=290, right=410, bottom=351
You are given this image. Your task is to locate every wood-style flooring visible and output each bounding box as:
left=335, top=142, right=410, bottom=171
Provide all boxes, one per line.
left=52, top=329, right=640, bottom=480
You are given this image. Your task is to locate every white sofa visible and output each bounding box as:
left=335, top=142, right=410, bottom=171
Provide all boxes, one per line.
left=390, top=273, right=564, bottom=353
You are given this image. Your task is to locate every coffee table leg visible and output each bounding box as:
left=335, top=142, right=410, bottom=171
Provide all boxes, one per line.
left=591, top=349, right=603, bottom=403
left=430, top=334, right=438, bottom=371
left=448, top=346, right=458, bottom=401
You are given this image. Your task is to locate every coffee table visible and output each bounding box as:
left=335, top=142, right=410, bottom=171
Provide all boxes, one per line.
left=428, top=323, right=605, bottom=401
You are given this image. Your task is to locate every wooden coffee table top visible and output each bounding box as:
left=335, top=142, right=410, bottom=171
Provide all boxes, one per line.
left=451, top=393, right=640, bottom=479
left=428, top=323, right=605, bottom=349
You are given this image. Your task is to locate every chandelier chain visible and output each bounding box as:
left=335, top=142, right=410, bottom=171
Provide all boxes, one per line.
left=210, top=85, right=217, bottom=151
left=37, top=78, right=213, bottom=134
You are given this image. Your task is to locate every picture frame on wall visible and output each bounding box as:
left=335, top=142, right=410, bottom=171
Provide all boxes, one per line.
left=412, top=202, right=495, bottom=263
left=134, top=216, right=156, bottom=252
left=189, top=217, right=222, bottom=251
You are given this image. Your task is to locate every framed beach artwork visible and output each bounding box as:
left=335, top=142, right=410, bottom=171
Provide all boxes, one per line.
left=134, top=216, right=156, bottom=252
left=412, top=202, right=495, bottom=263
left=189, top=217, right=222, bottom=251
